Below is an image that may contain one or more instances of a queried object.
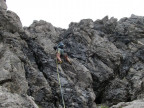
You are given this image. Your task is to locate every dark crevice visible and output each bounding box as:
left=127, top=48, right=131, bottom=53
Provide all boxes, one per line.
left=0, top=79, right=12, bottom=85
left=89, top=54, right=116, bottom=104
left=95, top=82, right=113, bottom=104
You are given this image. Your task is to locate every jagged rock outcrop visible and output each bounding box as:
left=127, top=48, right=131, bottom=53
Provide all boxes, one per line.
left=0, top=1, right=38, bottom=108
left=111, top=99, right=144, bottom=108
left=0, top=0, right=7, bottom=11
left=1, top=1, right=144, bottom=108
left=0, top=87, right=38, bottom=108
left=23, top=20, right=96, bottom=108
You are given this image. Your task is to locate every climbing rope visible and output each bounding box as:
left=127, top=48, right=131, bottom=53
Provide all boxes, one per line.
left=56, top=59, right=66, bottom=108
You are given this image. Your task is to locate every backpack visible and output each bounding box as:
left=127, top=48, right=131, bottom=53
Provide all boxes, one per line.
left=53, top=46, right=58, bottom=50
left=53, top=42, right=64, bottom=50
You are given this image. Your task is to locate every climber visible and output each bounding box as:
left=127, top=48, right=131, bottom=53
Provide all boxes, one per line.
left=54, top=42, right=72, bottom=65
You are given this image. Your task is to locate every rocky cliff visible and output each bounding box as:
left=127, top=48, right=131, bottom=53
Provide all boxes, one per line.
left=1, top=0, right=144, bottom=108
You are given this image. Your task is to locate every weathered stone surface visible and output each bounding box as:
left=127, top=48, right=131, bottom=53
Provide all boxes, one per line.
left=1, top=1, right=144, bottom=108
left=0, top=34, right=27, bottom=94
left=0, top=0, right=7, bottom=11
left=0, top=7, right=23, bottom=33
left=25, top=20, right=64, bottom=55
left=21, top=24, right=96, bottom=107
left=111, top=99, right=144, bottom=108
left=101, top=78, right=129, bottom=106
left=90, top=33, right=122, bottom=69
left=0, top=87, right=39, bottom=108
left=22, top=15, right=144, bottom=107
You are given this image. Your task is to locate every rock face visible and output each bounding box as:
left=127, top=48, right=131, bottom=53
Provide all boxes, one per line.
left=1, top=1, right=144, bottom=108
left=111, top=99, right=144, bottom=108
left=0, top=87, right=38, bottom=108
left=0, top=0, right=7, bottom=11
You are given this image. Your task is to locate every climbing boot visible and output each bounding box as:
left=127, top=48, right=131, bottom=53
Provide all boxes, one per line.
left=57, top=60, right=62, bottom=64
left=68, top=61, right=72, bottom=65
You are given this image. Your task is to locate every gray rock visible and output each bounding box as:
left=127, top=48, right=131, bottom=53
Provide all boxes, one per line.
left=2, top=1, right=144, bottom=108
left=101, top=78, right=129, bottom=106
left=0, top=87, right=39, bottom=108
left=111, top=99, right=144, bottom=108
left=90, top=33, right=122, bottom=69
left=0, top=0, right=7, bottom=11
left=0, top=0, right=22, bottom=32
left=0, top=32, right=28, bottom=94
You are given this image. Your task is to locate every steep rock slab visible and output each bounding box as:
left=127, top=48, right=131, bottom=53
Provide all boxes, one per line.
left=0, top=87, right=39, bottom=108
left=111, top=99, right=144, bottom=108
left=25, top=20, right=65, bottom=54
left=23, top=20, right=97, bottom=108
left=0, top=31, right=28, bottom=94
left=90, top=33, right=122, bottom=69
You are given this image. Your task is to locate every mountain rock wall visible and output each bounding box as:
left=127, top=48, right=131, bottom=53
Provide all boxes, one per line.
left=1, top=1, right=144, bottom=108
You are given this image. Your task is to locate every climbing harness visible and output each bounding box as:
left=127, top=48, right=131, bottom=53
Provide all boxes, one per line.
left=56, top=59, right=66, bottom=108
